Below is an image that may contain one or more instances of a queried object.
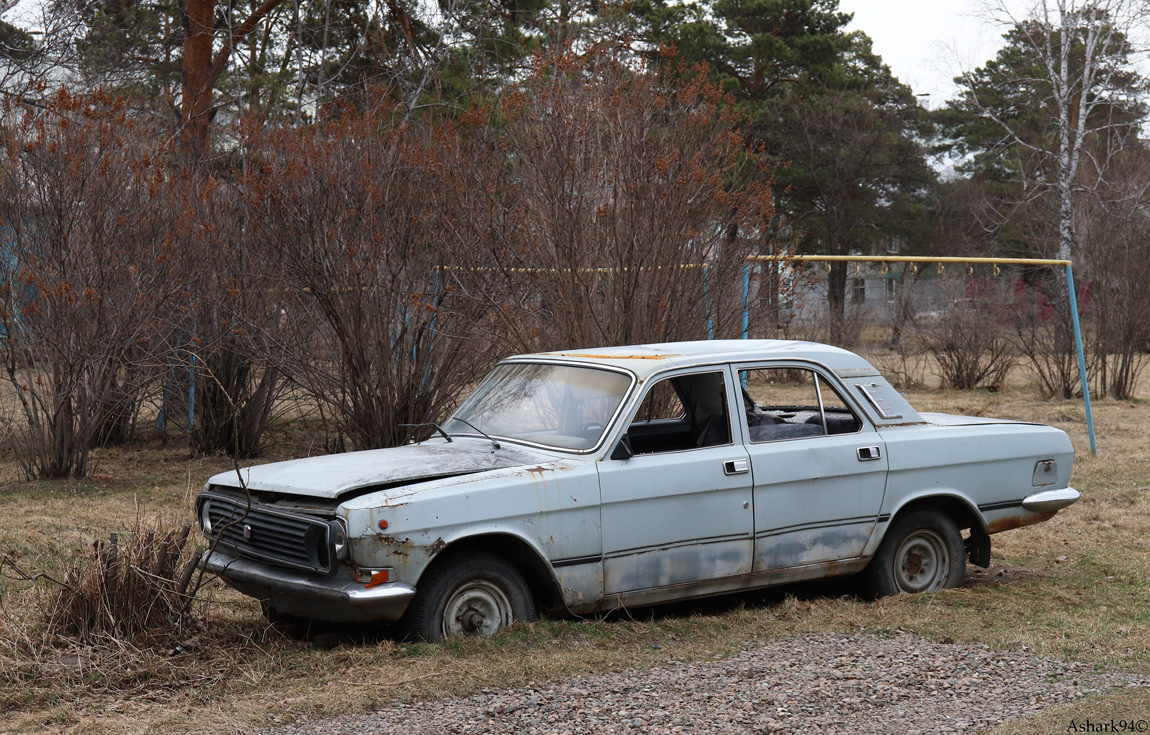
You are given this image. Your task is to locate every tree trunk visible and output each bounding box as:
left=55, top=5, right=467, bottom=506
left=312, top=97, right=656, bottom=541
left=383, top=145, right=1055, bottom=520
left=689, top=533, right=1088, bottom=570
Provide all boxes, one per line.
left=826, top=261, right=847, bottom=344
left=182, top=0, right=216, bottom=166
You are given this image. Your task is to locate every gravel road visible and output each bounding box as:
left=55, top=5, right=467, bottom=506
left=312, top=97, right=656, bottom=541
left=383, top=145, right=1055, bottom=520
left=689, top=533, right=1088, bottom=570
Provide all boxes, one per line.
left=263, top=633, right=1149, bottom=735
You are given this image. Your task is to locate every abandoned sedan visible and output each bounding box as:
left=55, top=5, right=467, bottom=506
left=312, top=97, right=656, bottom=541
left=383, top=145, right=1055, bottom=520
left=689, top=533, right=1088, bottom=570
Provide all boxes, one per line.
left=197, top=340, right=1079, bottom=640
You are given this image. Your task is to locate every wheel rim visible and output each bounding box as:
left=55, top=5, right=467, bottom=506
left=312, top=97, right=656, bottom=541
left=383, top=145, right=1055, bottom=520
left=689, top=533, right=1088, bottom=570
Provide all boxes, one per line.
left=893, top=528, right=950, bottom=593
left=441, top=580, right=514, bottom=637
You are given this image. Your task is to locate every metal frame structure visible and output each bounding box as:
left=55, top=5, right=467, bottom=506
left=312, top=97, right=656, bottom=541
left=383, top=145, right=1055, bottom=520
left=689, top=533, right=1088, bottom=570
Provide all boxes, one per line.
left=742, top=255, right=1097, bottom=455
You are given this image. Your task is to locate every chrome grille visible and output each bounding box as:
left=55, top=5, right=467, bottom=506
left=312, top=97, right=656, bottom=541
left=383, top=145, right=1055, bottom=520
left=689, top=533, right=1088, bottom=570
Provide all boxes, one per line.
left=201, top=491, right=334, bottom=574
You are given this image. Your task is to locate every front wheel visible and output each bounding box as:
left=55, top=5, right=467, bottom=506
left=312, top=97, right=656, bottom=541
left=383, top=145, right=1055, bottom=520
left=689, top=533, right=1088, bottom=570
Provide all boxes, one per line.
left=402, top=551, right=536, bottom=642
left=861, top=509, right=966, bottom=597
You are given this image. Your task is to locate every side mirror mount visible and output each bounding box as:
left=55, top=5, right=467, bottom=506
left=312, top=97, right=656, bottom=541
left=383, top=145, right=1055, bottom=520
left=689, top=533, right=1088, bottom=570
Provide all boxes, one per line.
left=611, top=434, right=634, bottom=461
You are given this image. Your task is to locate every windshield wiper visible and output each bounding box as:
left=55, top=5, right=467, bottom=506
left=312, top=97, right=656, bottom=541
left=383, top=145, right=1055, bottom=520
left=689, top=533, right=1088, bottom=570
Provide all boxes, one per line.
left=399, top=422, right=452, bottom=443
left=449, top=417, right=501, bottom=451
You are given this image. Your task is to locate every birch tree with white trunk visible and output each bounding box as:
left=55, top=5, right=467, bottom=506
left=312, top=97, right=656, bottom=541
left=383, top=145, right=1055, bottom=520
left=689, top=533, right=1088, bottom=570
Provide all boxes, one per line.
left=962, top=0, right=1149, bottom=262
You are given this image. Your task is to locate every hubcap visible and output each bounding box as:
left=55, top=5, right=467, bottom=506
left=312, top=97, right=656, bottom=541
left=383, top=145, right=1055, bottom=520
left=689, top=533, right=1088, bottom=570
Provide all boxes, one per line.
left=442, top=580, right=514, bottom=637
left=893, top=529, right=950, bottom=593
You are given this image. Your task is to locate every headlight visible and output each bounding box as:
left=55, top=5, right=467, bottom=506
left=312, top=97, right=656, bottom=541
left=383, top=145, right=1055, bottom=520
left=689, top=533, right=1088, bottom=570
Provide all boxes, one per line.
left=331, top=519, right=349, bottom=561
left=199, top=499, right=213, bottom=535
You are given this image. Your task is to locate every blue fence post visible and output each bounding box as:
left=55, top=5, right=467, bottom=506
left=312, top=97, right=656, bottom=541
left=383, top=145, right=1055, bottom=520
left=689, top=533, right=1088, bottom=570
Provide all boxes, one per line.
left=1065, top=265, right=1097, bottom=455
left=188, top=352, right=196, bottom=431
left=741, top=262, right=750, bottom=339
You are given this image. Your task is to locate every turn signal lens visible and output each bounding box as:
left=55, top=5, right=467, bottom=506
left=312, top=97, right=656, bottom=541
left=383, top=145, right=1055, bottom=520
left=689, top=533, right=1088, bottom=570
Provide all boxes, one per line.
left=356, top=568, right=392, bottom=587
left=378, top=519, right=389, bottom=530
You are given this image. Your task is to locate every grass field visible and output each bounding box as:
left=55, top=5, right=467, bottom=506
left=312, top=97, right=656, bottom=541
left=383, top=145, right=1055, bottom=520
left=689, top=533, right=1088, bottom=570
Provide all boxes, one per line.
left=1, top=372, right=1147, bottom=734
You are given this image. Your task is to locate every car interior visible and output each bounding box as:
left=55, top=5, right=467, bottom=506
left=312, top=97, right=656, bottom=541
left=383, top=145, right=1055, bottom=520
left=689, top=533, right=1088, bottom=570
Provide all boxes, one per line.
left=626, top=371, right=731, bottom=454
left=741, top=368, right=860, bottom=442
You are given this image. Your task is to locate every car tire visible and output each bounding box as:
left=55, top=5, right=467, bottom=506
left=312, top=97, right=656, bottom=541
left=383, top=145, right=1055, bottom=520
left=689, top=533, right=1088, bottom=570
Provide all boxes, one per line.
left=861, top=509, right=966, bottom=597
left=402, top=551, right=536, bottom=642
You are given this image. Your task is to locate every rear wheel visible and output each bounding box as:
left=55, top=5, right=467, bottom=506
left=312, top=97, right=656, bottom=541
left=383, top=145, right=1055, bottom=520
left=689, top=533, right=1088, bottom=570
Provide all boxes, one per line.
left=402, top=552, right=535, bottom=642
left=861, top=509, right=965, bottom=597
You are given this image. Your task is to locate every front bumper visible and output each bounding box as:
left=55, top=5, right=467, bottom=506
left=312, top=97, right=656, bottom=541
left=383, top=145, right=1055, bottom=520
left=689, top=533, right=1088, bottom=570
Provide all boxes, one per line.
left=200, top=548, right=416, bottom=623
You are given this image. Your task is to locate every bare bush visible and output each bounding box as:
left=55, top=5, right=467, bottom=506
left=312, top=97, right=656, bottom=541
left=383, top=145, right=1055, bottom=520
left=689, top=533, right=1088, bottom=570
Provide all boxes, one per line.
left=923, top=282, right=1016, bottom=391
left=42, top=523, right=200, bottom=642
left=168, top=171, right=288, bottom=457
left=243, top=114, right=499, bottom=450
left=1012, top=274, right=1081, bottom=399
left=870, top=345, right=930, bottom=390
left=1076, top=151, right=1150, bottom=401
left=454, top=51, right=775, bottom=352
left=0, top=90, right=180, bottom=477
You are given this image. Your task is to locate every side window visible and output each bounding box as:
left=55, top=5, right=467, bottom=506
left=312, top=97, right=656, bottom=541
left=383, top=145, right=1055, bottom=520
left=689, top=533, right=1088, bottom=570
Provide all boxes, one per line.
left=634, top=379, right=685, bottom=423
left=739, top=368, right=860, bottom=443
left=626, top=371, right=731, bottom=454
left=817, top=377, right=861, bottom=436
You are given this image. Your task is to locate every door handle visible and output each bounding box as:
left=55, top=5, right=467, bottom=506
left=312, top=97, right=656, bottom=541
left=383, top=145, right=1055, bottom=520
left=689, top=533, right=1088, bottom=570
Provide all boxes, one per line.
left=857, top=446, right=881, bottom=461
left=723, top=459, right=750, bottom=475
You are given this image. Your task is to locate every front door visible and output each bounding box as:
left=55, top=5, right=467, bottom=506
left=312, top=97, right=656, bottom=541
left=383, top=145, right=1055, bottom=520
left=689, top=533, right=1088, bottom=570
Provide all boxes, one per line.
left=736, top=364, right=888, bottom=572
left=597, top=367, right=754, bottom=594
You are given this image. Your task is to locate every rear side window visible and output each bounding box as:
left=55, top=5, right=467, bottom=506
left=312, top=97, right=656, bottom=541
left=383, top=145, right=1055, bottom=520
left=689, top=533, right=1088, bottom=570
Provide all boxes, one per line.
left=739, top=368, right=860, bottom=443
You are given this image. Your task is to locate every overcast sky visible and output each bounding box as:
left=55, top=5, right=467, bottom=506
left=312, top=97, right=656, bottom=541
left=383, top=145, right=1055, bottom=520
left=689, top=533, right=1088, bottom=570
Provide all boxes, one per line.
left=837, top=0, right=1011, bottom=106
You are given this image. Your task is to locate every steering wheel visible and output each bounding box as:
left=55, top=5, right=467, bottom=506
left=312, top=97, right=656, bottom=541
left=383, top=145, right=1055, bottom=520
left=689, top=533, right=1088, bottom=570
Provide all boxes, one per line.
left=582, top=422, right=606, bottom=436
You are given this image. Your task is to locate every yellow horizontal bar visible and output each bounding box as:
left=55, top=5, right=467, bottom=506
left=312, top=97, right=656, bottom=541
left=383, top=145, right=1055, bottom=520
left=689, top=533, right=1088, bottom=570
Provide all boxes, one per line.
left=435, top=255, right=1071, bottom=275
left=746, top=255, right=1072, bottom=267
left=437, top=264, right=707, bottom=273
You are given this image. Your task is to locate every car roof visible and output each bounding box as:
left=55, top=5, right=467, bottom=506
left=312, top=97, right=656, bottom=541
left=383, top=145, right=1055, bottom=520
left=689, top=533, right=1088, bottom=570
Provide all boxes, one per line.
left=507, top=340, right=882, bottom=382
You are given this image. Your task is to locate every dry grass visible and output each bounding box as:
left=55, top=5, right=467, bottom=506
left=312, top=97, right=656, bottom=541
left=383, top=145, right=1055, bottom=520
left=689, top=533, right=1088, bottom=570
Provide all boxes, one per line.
left=0, top=369, right=1147, bottom=734
left=990, top=687, right=1150, bottom=734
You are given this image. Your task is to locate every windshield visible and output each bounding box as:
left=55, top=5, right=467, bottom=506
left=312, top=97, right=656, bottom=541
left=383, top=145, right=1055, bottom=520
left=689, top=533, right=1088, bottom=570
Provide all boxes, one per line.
left=444, top=362, right=633, bottom=451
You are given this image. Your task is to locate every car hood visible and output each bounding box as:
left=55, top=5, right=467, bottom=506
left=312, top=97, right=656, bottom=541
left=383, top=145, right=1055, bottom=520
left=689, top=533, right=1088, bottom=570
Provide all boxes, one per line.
left=206, top=440, right=560, bottom=500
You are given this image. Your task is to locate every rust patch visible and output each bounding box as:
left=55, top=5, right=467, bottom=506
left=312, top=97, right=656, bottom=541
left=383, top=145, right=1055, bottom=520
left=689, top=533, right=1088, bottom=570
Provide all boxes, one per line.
left=547, top=353, right=675, bottom=360
left=818, top=559, right=855, bottom=578
left=373, top=535, right=415, bottom=560
left=428, top=538, right=446, bottom=557
left=986, top=511, right=1055, bottom=534
left=378, top=535, right=414, bottom=547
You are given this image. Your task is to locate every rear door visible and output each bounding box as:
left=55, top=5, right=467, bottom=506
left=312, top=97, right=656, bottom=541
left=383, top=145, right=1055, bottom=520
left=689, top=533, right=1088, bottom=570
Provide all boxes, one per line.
left=736, top=363, right=888, bottom=572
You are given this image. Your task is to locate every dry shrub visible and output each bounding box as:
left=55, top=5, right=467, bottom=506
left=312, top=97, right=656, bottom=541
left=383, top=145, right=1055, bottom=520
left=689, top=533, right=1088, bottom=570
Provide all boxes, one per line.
left=922, top=283, right=1016, bottom=391
left=168, top=170, right=290, bottom=457
left=454, top=50, right=775, bottom=351
left=786, top=303, right=868, bottom=349
left=869, top=347, right=930, bottom=390
left=0, top=516, right=291, bottom=717
left=0, top=521, right=206, bottom=711
left=44, top=522, right=201, bottom=643
left=242, top=112, right=499, bottom=451
left=1012, top=276, right=1080, bottom=399
left=0, top=90, right=180, bottom=477
left=1076, top=150, right=1150, bottom=400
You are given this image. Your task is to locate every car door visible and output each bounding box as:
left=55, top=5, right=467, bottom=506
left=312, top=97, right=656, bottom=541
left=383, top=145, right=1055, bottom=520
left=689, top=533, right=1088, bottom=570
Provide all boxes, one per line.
left=597, top=366, right=754, bottom=594
left=736, top=363, right=888, bottom=572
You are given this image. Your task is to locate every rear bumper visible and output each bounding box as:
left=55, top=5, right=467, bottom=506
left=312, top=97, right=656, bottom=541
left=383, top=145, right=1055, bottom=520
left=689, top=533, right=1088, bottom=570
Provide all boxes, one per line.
left=200, top=548, right=416, bottom=623
left=1022, top=487, right=1081, bottom=513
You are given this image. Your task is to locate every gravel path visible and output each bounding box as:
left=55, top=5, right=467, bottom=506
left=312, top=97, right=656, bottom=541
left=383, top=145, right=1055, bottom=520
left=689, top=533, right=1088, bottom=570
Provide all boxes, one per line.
left=264, top=633, right=1149, bottom=735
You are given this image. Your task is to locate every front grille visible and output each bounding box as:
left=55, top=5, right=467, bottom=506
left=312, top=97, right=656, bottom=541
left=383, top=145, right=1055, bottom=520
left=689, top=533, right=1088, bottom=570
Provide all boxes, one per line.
left=200, top=491, right=334, bottom=574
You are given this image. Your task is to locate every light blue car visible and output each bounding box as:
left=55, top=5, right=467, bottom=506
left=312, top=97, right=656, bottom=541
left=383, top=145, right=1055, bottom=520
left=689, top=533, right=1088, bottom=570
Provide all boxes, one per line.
left=197, top=340, right=1079, bottom=640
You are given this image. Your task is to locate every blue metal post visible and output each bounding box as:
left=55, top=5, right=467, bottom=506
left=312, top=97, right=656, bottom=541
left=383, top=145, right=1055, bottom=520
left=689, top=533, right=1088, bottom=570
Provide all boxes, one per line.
left=740, top=263, right=750, bottom=340
left=188, top=352, right=196, bottom=431
left=1065, top=265, right=1097, bottom=455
